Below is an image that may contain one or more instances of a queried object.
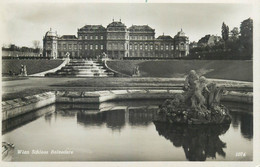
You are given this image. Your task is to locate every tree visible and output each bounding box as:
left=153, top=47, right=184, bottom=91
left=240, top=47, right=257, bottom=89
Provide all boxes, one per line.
left=221, top=22, right=229, bottom=42
left=240, top=18, right=253, bottom=59
left=32, top=40, right=41, bottom=53
left=221, top=22, right=229, bottom=50
left=230, top=27, right=239, bottom=41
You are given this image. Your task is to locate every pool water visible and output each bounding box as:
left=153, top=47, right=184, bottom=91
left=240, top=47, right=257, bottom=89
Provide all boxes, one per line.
left=2, top=100, right=253, bottom=161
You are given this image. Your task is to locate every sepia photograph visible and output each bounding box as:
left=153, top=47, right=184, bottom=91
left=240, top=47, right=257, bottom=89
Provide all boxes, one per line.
left=0, top=0, right=259, bottom=166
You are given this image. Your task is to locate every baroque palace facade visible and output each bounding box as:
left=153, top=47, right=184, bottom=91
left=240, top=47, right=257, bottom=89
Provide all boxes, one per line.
left=43, top=20, right=189, bottom=59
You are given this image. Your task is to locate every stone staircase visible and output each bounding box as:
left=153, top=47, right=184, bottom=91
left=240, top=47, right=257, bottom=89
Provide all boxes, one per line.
left=46, top=59, right=114, bottom=77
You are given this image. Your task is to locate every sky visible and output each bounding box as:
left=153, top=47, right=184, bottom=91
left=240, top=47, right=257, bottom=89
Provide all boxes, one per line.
left=1, top=3, right=253, bottom=48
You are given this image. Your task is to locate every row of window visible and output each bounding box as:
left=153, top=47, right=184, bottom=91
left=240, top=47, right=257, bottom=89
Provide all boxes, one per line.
left=107, top=43, right=127, bottom=50
left=129, top=53, right=175, bottom=57
left=56, top=44, right=78, bottom=50
left=130, top=35, right=154, bottom=40
left=107, top=35, right=128, bottom=40
left=78, top=35, right=154, bottom=40
left=130, top=44, right=175, bottom=50
left=78, top=44, right=104, bottom=50
left=79, top=35, right=104, bottom=40
left=48, top=43, right=187, bottom=51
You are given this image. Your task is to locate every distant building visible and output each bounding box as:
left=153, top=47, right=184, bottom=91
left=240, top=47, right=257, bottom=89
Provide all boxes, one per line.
left=77, top=25, right=106, bottom=59
left=128, top=25, right=155, bottom=57
left=197, top=34, right=221, bottom=47
left=155, top=35, right=174, bottom=58
left=106, top=20, right=129, bottom=59
left=43, top=20, right=189, bottom=59
left=173, top=29, right=189, bottom=57
left=58, top=35, right=78, bottom=58
left=43, top=29, right=58, bottom=59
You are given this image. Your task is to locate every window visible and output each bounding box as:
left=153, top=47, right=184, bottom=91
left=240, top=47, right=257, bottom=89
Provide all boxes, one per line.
left=134, top=45, right=138, bottom=50
left=79, top=36, right=82, bottom=40
left=121, top=44, right=124, bottom=49
left=90, top=45, right=93, bottom=50
left=101, top=45, right=103, bottom=50
left=155, top=45, right=158, bottom=50
left=101, top=36, right=103, bottom=40
left=166, top=45, right=169, bottom=50
left=85, top=44, right=88, bottom=50
left=79, top=45, right=82, bottom=50
left=171, top=45, right=174, bottom=50
left=58, top=44, right=61, bottom=49
left=95, top=45, right=98, bottom=50
left=150, top=45, right=153, bottom=50
left=85, top=36, right=87, bottom=39
left=96, top=36, right=98, bottom=40
left=130, top=44, right=132, bottom=50
left=63, top=44, right=66, bottom=49
left=161, top=45, right=164, bottom=50
left=176, top=45, right=179, bottom=50
left=90, top=36, right=93, bottom=40
left=74, top=44, right=77, bottom=50
left=145, top=45, right=148, bottom=50
left=69, top=44, right=72, bottom=50
left=140, top=45, right=143, bottom=50
left=108, top=44, right=112, bottom=50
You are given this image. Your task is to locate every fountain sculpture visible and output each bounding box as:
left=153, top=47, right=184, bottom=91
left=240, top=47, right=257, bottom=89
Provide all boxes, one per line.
left=155, top=70, right=232, bottom=124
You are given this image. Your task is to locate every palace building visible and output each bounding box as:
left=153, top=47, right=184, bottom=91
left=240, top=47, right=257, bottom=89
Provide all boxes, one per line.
left=43, top=20, right=189, bottom=59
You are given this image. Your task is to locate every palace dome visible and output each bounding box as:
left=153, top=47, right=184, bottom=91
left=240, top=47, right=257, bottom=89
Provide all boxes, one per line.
left=175, top=29, right=186, bottom=37
left=45, top=28, right=57, bottom=37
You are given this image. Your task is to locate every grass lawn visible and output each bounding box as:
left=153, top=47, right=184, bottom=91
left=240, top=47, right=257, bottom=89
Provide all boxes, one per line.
left=2, top=77, right=184, bottom=101
left=106, top=60, right=253, bottom=82
left=2, top=59, right=64, bottom=76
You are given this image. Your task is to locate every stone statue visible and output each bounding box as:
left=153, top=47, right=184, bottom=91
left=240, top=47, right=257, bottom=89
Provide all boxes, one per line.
left=19, top=64, right=27, bottom=76
left=133, top=66, right=140, bottom=77
left=155, top=70, right=231, bottom=124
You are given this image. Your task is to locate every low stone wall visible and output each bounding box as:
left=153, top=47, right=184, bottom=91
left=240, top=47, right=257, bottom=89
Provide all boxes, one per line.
left=56, top=90, right=183, bottom=103
left=2, top=89, right=253, bottom=121
left=222, top=91, right=253, bottom=104
left=56, top=89, right=253, bottom=104
left=2, top=92, right=55, bottom=121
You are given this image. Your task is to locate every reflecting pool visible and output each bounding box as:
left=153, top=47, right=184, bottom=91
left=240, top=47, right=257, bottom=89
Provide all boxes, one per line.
left=2, top=100, right=253, bottom=161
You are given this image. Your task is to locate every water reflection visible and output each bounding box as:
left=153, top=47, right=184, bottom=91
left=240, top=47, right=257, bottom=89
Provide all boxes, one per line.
left=77, top=110, right=126, bottom=130
left=2, top=104, right=55, bottom=134
left=76, top=107, right=157, bottom=130
left=230, top=112, right=253, bottom=140
left=2, top=101, right=253, bottom=161
left=153, top=122, right=230, bottom=161
left=224, top=102, right=253, bottom=140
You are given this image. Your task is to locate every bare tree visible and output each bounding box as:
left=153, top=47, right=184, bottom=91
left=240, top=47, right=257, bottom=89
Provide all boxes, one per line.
left=32, top=40, right=41, bottom=53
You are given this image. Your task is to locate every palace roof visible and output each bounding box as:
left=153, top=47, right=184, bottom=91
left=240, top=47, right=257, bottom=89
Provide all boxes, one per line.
left=157, top=35, right=173, bottom=40
left=59, top=35, right=77, bottom=39
left=128, top=25, right=154, bottom=32
left=79, top=25, right=106, bottom=31
left=107, top=21, right=126, bottom=28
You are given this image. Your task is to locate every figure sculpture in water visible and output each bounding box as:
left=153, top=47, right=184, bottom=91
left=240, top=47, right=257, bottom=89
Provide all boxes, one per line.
left=155, top=70, right=231, bottom=124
